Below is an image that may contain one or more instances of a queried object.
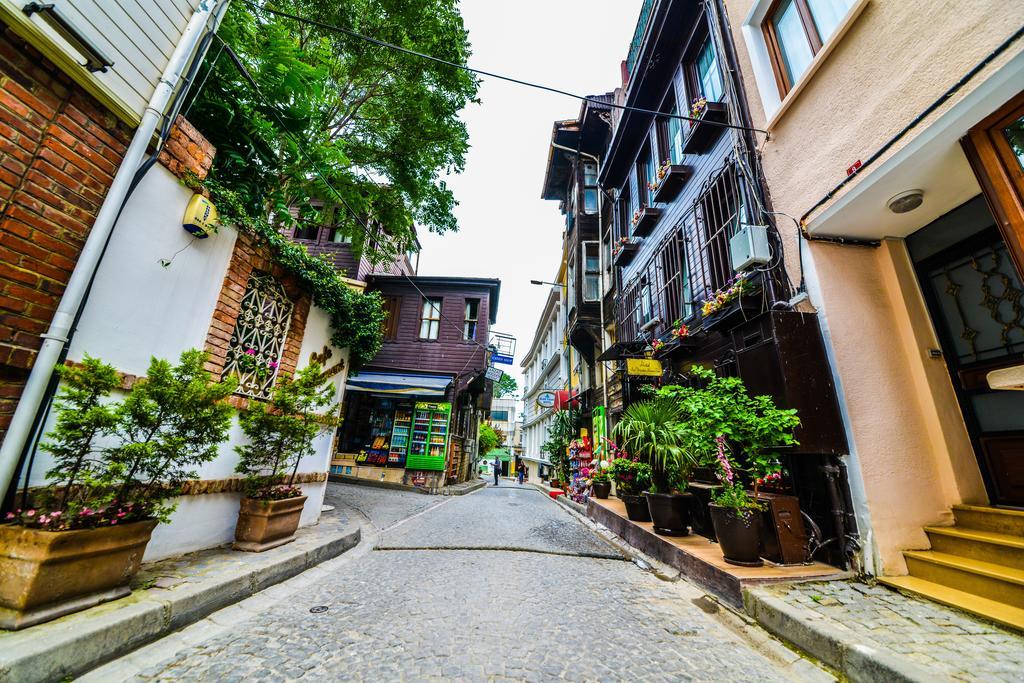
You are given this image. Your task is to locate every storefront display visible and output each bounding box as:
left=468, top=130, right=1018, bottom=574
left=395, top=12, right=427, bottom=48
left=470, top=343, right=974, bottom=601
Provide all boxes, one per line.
left=568, top=436, right=594, bottom=504
left=388, top=408, right=412, bottom=466
left=406, top=402, right=452, bottom=471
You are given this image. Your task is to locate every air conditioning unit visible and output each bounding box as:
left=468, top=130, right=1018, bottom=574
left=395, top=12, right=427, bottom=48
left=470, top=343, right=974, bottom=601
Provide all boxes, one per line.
left=730, top=223, right=771, bottom=272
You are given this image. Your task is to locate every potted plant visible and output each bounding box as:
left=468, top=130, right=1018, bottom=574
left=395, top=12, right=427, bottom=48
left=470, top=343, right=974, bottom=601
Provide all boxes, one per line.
left=609, top=456, right=653, bottom=522
left=0, top=351, right=234, bottom=629
left=613, top=399, right=696, bottom=536
left=657, top=366, right=800, bottom=564
left=234, top=363, right=338, bottom=551
left=541, top=408, right=578, bottom=491
left=590, top=462, right=611, bottom=499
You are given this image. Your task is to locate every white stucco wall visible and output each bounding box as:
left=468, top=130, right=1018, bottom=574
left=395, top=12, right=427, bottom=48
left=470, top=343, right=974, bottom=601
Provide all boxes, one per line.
left=23, top=163, right=349, bottom=561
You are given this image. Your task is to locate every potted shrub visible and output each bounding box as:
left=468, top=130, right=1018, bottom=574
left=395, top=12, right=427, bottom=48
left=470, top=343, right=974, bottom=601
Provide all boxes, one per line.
left=657, top=366, right=800, bottom=564
left=234, top=363, right=338, bottom=552
left=609, top=456, right=653, bottom=522
left=541, top=409, right=578, bottom=491
left=590, top=462, right=611, bottom=499
left=614, top=399, right=696, bottom=536
left=0, top=351, right=234, bottom=629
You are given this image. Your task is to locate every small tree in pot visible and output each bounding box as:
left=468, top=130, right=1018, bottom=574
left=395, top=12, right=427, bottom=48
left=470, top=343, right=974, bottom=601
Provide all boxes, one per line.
left=0, top=351, right=235, bottom=629
left=658, top=366, right=800, bottom=566
left=613, top=399, right=696, bottom=535
left=234, top=363, right=338, bottom=551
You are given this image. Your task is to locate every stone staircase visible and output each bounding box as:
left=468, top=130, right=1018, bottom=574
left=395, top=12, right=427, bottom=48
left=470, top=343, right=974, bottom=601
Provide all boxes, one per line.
left=880, top=504, right=1024, bottom=632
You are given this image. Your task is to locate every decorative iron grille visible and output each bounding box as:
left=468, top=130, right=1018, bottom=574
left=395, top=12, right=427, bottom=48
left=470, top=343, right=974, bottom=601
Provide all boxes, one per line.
left=617, top=162, right=762, bottom=342
left=226, top=272, right=294, bottom=399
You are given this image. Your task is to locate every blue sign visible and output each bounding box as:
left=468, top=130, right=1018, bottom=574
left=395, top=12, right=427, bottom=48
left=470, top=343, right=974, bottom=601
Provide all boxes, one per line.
left=491, top=353, right=514, bottom=365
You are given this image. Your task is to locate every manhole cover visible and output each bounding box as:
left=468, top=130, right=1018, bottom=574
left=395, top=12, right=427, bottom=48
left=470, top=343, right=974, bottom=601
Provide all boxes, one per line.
left=309, top=605, right=329, bottom=614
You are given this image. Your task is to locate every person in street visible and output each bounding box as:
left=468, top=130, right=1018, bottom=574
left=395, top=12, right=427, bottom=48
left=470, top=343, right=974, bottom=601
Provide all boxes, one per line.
left=493, top=456, right=501, bottom=486
left=517, top=464, right=525, bottom=485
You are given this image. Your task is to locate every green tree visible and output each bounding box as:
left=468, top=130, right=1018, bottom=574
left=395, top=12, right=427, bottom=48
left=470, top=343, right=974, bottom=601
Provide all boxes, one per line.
left=188, top=0, right=479, bottom=265
left=477, top=422, right=499, bottom=455
left=494, top=373, right=518, bottom=398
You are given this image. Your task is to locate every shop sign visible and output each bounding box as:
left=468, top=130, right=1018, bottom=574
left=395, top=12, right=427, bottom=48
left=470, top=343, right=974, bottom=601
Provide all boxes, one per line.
left=536, top=391, right=556, bottom=408
left=626, top=358, right=663, bottom=377
left=592, top=406, right=607, bottom=456
left=491, top=353, right=514, bottom=365
left=484, top=366, right=504, bottom=381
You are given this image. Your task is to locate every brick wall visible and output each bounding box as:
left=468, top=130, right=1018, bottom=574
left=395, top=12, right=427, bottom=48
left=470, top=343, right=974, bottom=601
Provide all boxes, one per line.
left=0, top=28, right=132, bottom=437
left=203, top=231, right=312, bottom=409
left=157, top=115, right=215, bottom=181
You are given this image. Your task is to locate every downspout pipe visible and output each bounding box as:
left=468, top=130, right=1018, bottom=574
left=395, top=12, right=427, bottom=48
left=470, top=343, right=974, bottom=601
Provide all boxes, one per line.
left=0, top=0, right=227, bottom=505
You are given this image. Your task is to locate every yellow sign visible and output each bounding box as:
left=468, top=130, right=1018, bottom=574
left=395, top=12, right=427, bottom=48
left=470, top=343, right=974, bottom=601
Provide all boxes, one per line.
left=626, top=359, right=663, bottom=377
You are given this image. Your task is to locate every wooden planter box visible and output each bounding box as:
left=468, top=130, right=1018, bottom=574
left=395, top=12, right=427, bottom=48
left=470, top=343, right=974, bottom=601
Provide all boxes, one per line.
left=233, top=495, right=307, bottom=552
left=0, top=519, right=157, bottom=630
left=683, top=102, right=728, bottom=155
left=652, top=165, right=693, bottom=204
left=630, top=207, right=662, bottom=237
left=612, top=242, right=640, bottom=268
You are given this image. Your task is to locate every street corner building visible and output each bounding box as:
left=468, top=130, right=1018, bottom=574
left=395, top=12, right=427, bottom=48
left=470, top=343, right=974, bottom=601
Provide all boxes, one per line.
left=331, top=275, right=501, bottom=491
left=0, top=0, right=352, bottom=561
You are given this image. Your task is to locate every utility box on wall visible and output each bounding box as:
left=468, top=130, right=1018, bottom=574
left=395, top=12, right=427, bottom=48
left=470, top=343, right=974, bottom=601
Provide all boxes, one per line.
left=729, top=224, right=770, bottom=271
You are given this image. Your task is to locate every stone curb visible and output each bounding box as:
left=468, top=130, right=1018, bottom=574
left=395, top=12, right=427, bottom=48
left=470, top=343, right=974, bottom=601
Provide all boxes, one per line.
left=0, top=526, right=361, bottom=683
left=743, top=587, right=934, bottom=683
left=442, top=479, right=487, bottom=496
left=328, top=474, right=486, bottom=496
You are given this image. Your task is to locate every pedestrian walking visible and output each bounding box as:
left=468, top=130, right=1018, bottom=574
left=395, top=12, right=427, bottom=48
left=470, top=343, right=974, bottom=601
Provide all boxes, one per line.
left=517, top=465, right=525, bottom=485
left=493, top=456, right=501, bottom=486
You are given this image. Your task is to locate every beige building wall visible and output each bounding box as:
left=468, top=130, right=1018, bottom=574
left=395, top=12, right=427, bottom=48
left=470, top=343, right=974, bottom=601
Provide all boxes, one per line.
left=723, top=0, right=1024, bottom=574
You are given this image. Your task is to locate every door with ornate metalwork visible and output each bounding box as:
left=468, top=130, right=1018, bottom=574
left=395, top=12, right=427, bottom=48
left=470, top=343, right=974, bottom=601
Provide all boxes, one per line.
left=909, top=196, right=1024, bottom=507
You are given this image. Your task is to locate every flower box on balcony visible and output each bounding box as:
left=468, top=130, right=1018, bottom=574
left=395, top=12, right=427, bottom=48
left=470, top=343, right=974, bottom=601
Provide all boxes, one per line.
left=612, top=242, right=640, bottom=268
left=652, top=165, right=693, bottom=204
left=630, top=207, right=662, bottom=237
left=683, top=102, right=728, bottom=155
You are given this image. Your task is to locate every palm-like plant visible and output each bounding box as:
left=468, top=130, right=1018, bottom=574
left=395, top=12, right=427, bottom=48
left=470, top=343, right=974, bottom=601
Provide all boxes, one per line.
left=613, top=399, right=696, bottom=493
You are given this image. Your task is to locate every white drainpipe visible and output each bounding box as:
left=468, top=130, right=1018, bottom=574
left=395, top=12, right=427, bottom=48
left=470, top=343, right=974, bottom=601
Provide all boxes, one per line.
left=0, top=0, right=228, bottom=504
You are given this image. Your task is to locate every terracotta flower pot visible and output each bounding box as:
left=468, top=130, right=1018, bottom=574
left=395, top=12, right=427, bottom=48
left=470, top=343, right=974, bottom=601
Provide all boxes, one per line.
left=644, top=492, right=693, bottom=536
left=709, top=504, right=763, bottom=567
left=0, top=519, right=157, bottom=630
left=591, top=481, right=611, bottom=499
left=620, top=492, right=652, bottom=522
left=233, top=495, right=307, bottom=552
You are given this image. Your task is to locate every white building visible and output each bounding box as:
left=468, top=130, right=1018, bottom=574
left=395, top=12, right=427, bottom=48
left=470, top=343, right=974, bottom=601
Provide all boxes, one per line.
left=520, top=282, right=568, bottom=483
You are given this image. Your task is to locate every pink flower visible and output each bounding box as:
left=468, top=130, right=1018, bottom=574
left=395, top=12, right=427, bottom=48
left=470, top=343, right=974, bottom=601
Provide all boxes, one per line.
left=26, top=510, right=35, bottom=517
left=714, top=435, right=733, bottom=484
left=268, top=361, right=278, bottom=369
left=245, top=348, right=256, bottom=356
left=51, top=511, right=61, bottom=517
left=110, top=519, right=117, bottom=525
left=4, top=512, right=13, bottom=520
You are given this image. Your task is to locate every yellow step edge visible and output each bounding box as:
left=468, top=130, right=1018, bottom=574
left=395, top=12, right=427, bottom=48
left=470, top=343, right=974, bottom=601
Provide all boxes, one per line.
left=924, top=526, right=1024, bottom=550
left=904, top=550, right=1024, bottom=586
left=879, top=575, right=1024, bottom=633
left=953, top=504, right=1024, bottom=518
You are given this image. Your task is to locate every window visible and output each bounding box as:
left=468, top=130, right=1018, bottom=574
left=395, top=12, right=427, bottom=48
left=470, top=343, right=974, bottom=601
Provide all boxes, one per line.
left=764, top=0, right=854, bottom=93
left=463, top=298, right=480, bottom=340
left=582, top=242, right=600, bottom=302
left=225, top=272, right=294, bottom=400
left=667, top=104, right=685, bottom=164
left=491, top=410, right=510, bottom=422
left=636, top=277, right=653, bottom=328
left=328, top=225, right=352, bottom=244
left=582, top=162, right=599, bottom=214
left=293, top=222, right=319, bottom=241
left=695, top=38, right=725, bottom=103
left=616, top=189, right=631, bottom=240
left=419, top=297, right=442, bottom=340
left=381, top=296, right=401, bottom=340
left=636, top=148, right=653, bottom=208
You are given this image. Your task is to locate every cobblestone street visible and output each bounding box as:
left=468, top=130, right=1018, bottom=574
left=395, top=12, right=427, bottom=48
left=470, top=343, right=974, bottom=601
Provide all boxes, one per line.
left=84, top=483, right=814, bottom=682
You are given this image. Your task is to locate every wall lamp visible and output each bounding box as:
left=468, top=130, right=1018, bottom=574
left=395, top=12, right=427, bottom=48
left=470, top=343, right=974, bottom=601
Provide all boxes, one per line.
left=530, top=280, right=567, bottom=288
left=23, top=3, right=114, bottom=73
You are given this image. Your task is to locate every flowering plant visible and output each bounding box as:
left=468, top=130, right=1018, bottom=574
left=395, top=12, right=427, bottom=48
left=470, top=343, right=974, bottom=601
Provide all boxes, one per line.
left=631, top=208, right=643, bottom=225
left=691, top=96, right=708, bottom=119
left=237, top=348, right=279, bottom=382
left=647, top=181, right=659, bottom=192
left=612, top=236, right=634, bottom=257
left=590, top=466, right=611, bottom=484
left=5, top=502, right=148, bottom=531
left=651, top=339, right=665, bottom=352
left=671, top=320, right=689, bottom=339
left=701, top=274, right=750, bottom=318
left=657, top=159, right=672, bottom=180
left=609, top=457, right=652, bottom=495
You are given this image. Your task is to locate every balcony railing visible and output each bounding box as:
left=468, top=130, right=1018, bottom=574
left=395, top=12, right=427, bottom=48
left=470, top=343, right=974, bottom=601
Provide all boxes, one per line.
left=625, top=0, right=657, bottom=81
left=617, top=161, right=762, bottom=342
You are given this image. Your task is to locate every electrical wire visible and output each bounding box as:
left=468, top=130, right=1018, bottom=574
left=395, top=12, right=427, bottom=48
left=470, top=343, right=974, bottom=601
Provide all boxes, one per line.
left=241, top=0, right=769, bottom=137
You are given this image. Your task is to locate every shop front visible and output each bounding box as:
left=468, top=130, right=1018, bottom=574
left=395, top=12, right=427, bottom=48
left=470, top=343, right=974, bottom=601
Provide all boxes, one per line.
left=332, top=372, right=454, bottom=489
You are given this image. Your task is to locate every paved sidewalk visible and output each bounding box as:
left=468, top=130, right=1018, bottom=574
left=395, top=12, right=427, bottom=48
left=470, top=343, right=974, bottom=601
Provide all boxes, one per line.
left=747, top=579, right=1024, bottom=682
left=0, top=494, right=360, bottom=683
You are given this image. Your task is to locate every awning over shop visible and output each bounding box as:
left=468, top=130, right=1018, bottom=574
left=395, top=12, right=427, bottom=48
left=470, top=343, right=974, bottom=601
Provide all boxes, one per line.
left=346, top=372, right=452, bottom=396
left=596, top=341, right=649, bottom=361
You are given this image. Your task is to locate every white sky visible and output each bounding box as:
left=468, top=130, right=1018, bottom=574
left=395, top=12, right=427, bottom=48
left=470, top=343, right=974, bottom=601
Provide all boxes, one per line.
left=417, top=0, right=644, bottom=395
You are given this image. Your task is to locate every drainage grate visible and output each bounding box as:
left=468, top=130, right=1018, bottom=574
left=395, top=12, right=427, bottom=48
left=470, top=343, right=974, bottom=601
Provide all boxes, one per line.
left=309, top=606, right=329, bottom=614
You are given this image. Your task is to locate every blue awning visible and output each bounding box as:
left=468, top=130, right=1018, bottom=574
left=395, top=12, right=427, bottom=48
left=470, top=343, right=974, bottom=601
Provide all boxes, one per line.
left=345, top=372, right=452, bottom=396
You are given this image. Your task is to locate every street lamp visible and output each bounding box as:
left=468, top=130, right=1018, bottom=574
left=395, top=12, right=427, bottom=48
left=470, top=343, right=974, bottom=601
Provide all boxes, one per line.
left=530, top=279, right=566, bottom=288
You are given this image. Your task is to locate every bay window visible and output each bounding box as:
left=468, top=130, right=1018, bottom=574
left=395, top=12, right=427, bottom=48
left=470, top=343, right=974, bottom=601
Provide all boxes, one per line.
left=583, top=162, right=599, bottom=214
left=582, top=242, right=600, bottom=302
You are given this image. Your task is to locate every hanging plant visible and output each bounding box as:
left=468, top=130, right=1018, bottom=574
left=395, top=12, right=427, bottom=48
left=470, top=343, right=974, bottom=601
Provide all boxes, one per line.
left=691, top=96, right=709, bottom=119
left=700, top=273, right=750, bottom=318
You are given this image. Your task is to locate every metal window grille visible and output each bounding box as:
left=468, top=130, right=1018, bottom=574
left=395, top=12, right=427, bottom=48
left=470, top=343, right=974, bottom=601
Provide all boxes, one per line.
left=226, top=272, right=294, bottom=400
left=617, top=162, right=756, bottom=342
